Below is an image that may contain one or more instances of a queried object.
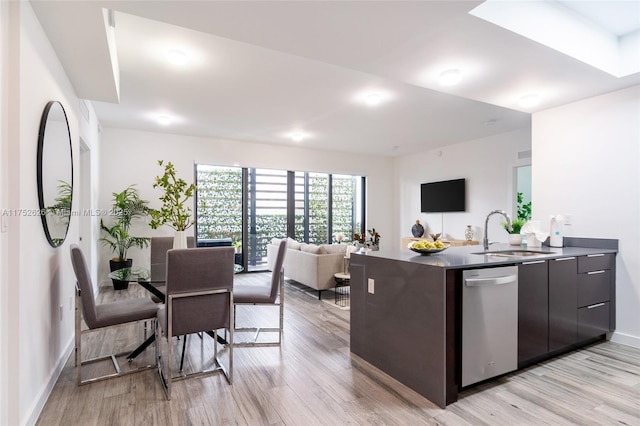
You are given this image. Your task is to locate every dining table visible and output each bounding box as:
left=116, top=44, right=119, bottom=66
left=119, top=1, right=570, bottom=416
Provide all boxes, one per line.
left=109, top=263, right=244, bottom=359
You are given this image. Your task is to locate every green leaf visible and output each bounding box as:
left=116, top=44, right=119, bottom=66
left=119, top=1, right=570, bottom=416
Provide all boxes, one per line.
left=149, top=161, right=197, bottom=231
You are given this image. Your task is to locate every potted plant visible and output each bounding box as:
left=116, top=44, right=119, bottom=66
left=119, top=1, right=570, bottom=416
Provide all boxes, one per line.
left=353, top=232, right=366, bottom=250
left=504, top=192, right=532, bottom=245
left=232, top=240, right=242, bottom=265
left=100, top=185, right=151, bottom=289
left=368, top=228, right=381, bottom=250
left=149, top=160, right=197, bottom=248
left=504, top=218, right=526, bottom=244
left=353, top=228, right=381, bottom=251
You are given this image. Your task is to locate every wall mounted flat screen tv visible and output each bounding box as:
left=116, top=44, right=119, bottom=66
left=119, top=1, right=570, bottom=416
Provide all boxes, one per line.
left=420, top=178, right=466, bottom=213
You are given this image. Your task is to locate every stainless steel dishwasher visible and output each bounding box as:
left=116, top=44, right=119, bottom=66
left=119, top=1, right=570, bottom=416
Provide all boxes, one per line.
left=462, top=265, right=518, bottom=387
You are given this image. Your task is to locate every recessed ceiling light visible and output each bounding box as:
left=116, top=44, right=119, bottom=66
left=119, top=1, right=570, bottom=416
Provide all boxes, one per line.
left=519, top=94, right=541, bottom=108
left=289, top=131, right=306, bottom=142
left=364, top=93, right=382, bottom=106
left=167, top=49, right=187, bottom=66
left=157, top=115, right=172, bottom=125
left=354, top=90, right=391, bottom=107
left=438, top=69, right=462, bottom=86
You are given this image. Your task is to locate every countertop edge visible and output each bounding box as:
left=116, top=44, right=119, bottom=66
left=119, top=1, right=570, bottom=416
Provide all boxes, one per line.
left=351, top=240, right=618, bottom=269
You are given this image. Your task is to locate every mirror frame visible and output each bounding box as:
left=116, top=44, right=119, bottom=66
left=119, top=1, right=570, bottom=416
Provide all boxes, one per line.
left=37, top=100, right=74, bottom=248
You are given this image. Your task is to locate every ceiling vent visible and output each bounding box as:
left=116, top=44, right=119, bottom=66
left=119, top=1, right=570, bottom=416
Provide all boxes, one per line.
left=518, top=150, right=532, bottom=159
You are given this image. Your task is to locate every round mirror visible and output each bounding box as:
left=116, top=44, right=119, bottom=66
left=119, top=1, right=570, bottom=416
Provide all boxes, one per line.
left=37, top=101, right=73, bottom=247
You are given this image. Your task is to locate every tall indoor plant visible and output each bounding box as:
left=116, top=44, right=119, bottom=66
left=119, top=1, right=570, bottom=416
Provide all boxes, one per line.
left=100, top=185, right=151, bottom=289
left=149, top=160, right=197, bottom=248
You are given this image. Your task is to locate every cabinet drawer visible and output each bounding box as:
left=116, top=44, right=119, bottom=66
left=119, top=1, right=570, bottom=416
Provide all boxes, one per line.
left=578, top=270, right=610, bottom=307
left=578, top=253, right=613, bottom=273
left=578, top=302, right=610, bottom=341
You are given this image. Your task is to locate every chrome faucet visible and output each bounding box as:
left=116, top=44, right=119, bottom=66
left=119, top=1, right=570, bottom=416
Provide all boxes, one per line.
left=484, top=210, right=512, bottom=250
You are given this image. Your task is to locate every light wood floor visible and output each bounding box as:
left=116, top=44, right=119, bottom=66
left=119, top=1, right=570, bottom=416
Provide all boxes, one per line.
left=37, top=273, right=640, bottom=425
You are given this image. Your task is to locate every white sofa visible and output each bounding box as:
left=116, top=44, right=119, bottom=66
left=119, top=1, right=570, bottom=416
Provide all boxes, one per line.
left=266, top=238, right=348, bottom=295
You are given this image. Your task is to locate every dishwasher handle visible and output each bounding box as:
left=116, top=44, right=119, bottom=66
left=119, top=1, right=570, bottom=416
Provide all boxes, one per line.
left=464, top=275, right=517, bottom=287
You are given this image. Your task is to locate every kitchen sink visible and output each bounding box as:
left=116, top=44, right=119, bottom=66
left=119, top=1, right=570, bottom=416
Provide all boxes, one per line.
left=473, top=249, right=550, bottom=257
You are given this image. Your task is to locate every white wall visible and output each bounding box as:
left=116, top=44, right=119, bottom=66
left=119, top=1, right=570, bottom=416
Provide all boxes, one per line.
left=97, top=127, right=394, bottom=285
left=0, top=1, right=10, bottom=424
left=533, top=85, right=640, bottom=348
left=1, top=3, right=101, bottom=424
left=393, top=128, right=531, bottom=248
left=77, top=101, right=101, bottom=293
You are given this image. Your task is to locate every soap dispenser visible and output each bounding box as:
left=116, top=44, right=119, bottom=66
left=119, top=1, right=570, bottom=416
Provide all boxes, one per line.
left=550, top=215, right=564, bottom=247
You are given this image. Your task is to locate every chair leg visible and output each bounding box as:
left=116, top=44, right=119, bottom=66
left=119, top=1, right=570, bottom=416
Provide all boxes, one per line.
left=279, top=274, right=284, bottom=344
left=227, top=329, right=233, bottom=384
left=75, top=291, right=81, bottom=386
left=179, top=335, right=188, bottom=372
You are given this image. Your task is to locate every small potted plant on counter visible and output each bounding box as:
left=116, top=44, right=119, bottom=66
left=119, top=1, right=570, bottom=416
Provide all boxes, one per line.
left=504, top=218, right=526, bottom=245
left=100, top=185, right=150, bottom=289
left=504, top=192, right=532, bottom=245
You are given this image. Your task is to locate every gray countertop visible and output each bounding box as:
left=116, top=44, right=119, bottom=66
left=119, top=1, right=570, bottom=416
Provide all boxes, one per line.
left=352, top=241, right=617, bottom=270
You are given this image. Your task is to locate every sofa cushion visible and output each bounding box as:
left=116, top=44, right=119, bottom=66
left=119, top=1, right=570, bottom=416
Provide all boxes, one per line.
left=321, top=244, right=348, bottom=254
left=300, top=243, right=326, bottom=254
left=271, top=237, right=284, bottom=246
left=286, top=237, right=302, bottom=250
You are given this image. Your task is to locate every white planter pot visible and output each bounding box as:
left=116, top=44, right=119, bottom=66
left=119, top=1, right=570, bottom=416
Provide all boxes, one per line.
left=508, top=234, right=522, bottom=246
left=173, top=230, right=188, bottom=249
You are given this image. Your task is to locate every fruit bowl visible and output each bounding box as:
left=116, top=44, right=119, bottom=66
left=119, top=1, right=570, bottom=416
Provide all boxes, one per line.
left=408, top=242, right=450, bottom=255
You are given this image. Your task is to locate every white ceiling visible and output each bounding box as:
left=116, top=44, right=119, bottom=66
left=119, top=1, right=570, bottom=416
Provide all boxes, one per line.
left=30, top=1, right=640, bottom=157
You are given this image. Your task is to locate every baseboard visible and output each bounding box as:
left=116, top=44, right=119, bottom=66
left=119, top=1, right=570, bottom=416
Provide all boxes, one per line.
left=610, top=331, right=640, bottom=349
left=24, top=337, right=74, bottom=426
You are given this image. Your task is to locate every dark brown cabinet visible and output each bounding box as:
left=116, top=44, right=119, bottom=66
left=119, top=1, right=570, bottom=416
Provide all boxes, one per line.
left=548, top=256, right=578, bottom=352
left=518, top=260, right=548, bottom=364
left=578, top=302, right=610, bottom=340
left=577, top=254, right=614, bottom=340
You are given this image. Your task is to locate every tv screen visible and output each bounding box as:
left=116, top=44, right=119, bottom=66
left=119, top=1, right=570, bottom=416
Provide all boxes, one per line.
left=420, top=178, right=466, bottom=213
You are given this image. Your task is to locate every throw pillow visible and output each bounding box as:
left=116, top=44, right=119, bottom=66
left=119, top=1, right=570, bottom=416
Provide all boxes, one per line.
left=286, top=237, right=302, bottom=250
left=300, top=243, right=326, bottom=254
left=321, top=244, right=348, bottom=254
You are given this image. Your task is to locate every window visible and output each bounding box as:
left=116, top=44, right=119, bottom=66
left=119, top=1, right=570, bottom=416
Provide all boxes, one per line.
left=196, top=165, right=242, bottom=242
left=196, top=164, right=364, bottom=271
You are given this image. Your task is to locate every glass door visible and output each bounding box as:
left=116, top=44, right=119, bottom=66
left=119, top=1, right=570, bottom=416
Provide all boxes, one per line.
left=246, top=168, right=288, bottom=271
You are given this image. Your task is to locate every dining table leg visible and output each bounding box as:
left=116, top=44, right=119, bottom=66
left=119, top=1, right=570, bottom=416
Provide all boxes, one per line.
left=127, top=334, right=155, bottom=360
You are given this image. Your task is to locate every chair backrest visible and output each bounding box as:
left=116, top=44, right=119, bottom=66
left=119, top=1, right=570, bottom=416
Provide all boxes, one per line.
left=164, top=247, right=235, bottom=336
left=150, top=236, right=195, bottom=265
left=69, top=244, right=98, bottom=329
left=269, top=239, right=288, bottom=302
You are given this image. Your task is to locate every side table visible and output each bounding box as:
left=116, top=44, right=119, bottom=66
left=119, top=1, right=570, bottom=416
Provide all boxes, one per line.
left=333, top=272, right=350, bottom=307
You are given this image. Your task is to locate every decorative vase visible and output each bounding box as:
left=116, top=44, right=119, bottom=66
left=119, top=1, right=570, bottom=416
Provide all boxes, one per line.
left=508, top=234, right=523, bottom=246
left=411, top=220, right=425, bottom=237
left=464, top=225, right=474, bottom=241
left=173, top=230, right=188, bottom=249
